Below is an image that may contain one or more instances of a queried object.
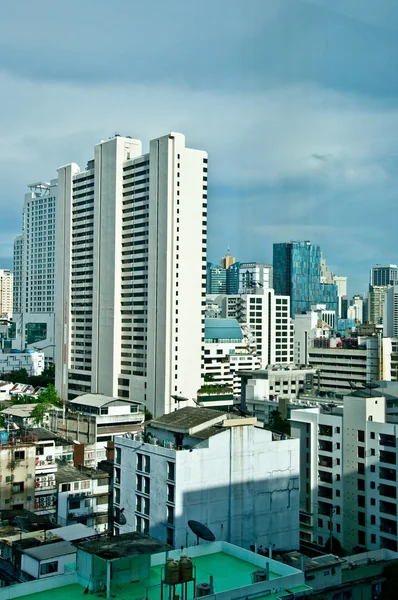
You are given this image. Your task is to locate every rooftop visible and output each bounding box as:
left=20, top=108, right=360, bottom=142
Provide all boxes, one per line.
left=24, top=540, right=76, bottom=561
left=149, top=406, right=228, bottom=434
left=55, top=465, right=108, bottom=484
left=48, top=524, right=98, bottom=542
left=69, top=394, right=135, bottom=408
left=204, top=318, right=243, bottom=341
left=75, top=532, right=171, bottom=560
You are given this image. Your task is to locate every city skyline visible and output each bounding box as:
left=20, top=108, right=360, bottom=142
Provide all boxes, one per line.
left=0, top=0, right=398, bottom=295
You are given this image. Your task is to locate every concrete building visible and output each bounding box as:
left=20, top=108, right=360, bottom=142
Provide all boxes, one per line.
left=115, top=407, right=300, bottom=551
left=384, top=285, right=398, bottom=338
left=13, top=235, right=23, bottom=313
left=0, top=269, right=13, bottom=315
left=370, top=264, right=398, bottom=287
left=291, top=391, right=398, bottom=554
left=202, top=319, right=260, bottom=401
left=308, top=336, right=380, bottom=395
left=333, top=276, right=347, bottom=319
left=21, top=541, right=76, bottom=579
left=55, top=464, right=110, bottom=532
left=0, top=350, right=44, bottom=377
left=0, top=437, right=37, bottom=511
left=368, top=285, right=387, bottom=325
left=220, top=250, right=235, bottom=270
left=237, top=262, right=273, bottom=293
left=12, top=182, right=57, bottom=367
left=294, top=305, right=333, bottom=365
left=55, top=133, right=207, bottom=418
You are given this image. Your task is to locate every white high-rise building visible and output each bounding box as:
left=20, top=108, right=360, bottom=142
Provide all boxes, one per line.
left=370, top=264, right=398, bottom=287
left=13, top=235, right=23, bottom=313
left=333, top=276, right=347, bottom=318
left=384, top=285, right=398, bottom=338
left=55, top=133, right=207, bottom=417
left=238, top=262, right=273, bottom=292
left=12, top=182, right=57, bottom=365
left=0, top=269, right=13, bottom=315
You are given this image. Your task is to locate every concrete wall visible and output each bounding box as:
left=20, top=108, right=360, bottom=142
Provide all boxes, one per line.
left=22, top=552, right=76, bottom=579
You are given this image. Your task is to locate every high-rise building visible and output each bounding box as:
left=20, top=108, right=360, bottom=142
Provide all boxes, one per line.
left=12, top=182, right=57, bottom=365
left=384, top=285, right=398, bottom=338
left=13, top=235, right=23, bottom=313
left=273, top=241, right=338, bottom=318
left=221, top=249, right=235, bottom=269
left=55, top=133, right=207, bottom=418
left=0, top=269, right=13, bottom=315
left=206, top=262, right=226, bottom=294
left=368, top=286, right=387, bottom=325
left=370, top=264, right=398, bottom=287
left=333, top=276, right=347, bottom=318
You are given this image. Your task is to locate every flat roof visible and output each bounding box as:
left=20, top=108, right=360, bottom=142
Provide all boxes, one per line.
left=24, top=540, right=76, bottom=561
left=55, top=465, right=108, bottom=484
left=204, top=318, right=243, bottom=340
left=49, top=524, right=98, bottom=542
left=149, top=406, right=227, bottom=433
left=75, top=532, right=171, bottom=560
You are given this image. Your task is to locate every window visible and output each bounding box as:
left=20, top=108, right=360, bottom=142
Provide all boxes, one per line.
left=137, top=474, right=150, bottom=495
left=358, top=430, right=365, bottom=443
left=335, top=427, right=340, bottom=434
left=371, top=498, right=376, bottom=506
left=74, top=482, right=80, bottom=490
left=167, top=461, right=175, bottom=482
left=136, top=494, right=150, bottom=516
left=358, top=479, right=365, bottom=491
left=167, top=484, right=175, bottom=503
left=358, top=495, right=365, bottom=508
left=115, top=467, right=121, bottom=485
left=358, top=446, right=365, bottom=459
left=358, top=512, right=365, bottom=526
left=167, top=505, right=174, bottom=525
left=358, top=530, right=366, bottom=546
left=370, top=432, right=375, bottom=439
left=136, top=515, right=149, bottom=534
left=70, top=499, right=80, bottom=510
left=40, top=561, right=58, bottom=575
left=371, top=515, right=376, bottom=525
left=318, top=518, right=323, bottom=528
left=81, top=481, right=90, bottom=489
left=371, top=481, right=376, bottom=489
left=166, top=527, right=174, bottom=546
left=100, top=407, right=109, bottom=415
left=12, top=482, right=24, bottom=494
left=115, top=487, right=120, bottom=505
left=61, top=484, right=71, bottom=492
left=371, top=534, right=376, bottom=544
left=14, top=451, right=25, bottom=461
left=137, top=453, right=150, bottom=473
left=115, top=447, right=121, bottom=465
left=358, top=462, right=365, bottom=475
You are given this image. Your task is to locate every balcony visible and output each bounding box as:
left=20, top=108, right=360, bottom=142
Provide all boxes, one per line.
left=379, top=434, right=396, bottom=448
left=318, top=425, right=332, bottom=437
left=380, top=518, right=397, bottom=536
left=379, top=483, right=396, bottom=500
left=318, top=501, right=332, bottom=516
left=318, top=455, right=333, bottom=469
left=318, top=440, right=333, bottom=453
left=379, top=467, right=396, bottom=482
left=318, top=470, right=333, bottom=484
left=318, top=486, right=333, bottom=500
left=380, top=500, right=397, bottom=517
left=380, top=450, right=396, bottom=465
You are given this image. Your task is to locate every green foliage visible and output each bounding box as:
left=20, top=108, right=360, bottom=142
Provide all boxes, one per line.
left=2, top=368, right=29, bottom=384
left=198, top=383, right=234, bottom=395
left=1, top=363, right=55, bottom=388
left=267, top=409, right=291, bottom=435
left=37, top=384, right=62, bottom=407
left=144, top=409, right=153, bottom=421
left=204, top=374, right=215, bottom=382
left=31, top=402, right=51, bottom=425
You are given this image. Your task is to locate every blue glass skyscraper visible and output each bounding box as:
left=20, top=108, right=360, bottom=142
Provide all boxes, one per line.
left=206, top=262, right=227, bottom=294
left=273, top=241, right=338, bottom=317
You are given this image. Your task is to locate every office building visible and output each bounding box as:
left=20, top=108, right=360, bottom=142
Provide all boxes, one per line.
left=384, top=285, right=398, bottom=338
left=220, top=249, right=235, bottom=269
left=291, top=392, right=398, bottom=554
left=0, top=350, right=44, bottom=376
left=308, top=336, right=380, bottom=395
left=13, top=235, right=23, bottom=313
left=237, top=262, right=273, bottom=293
left=12, top=182, right=57, bottom=366
left=333, top=276, right=347, bottom=318
left=0, top=269, right=13, bottom=315
left=370, top=264, right=398, bottom=287
left=206, top=262, right=226, bottom=294
left=55, top=133, right=207, bottom=418
left=273, top=241, right=338, bottom=318
left=294, top=305, right=333, bottom=365
left=115, top=407, right=300, bottom=551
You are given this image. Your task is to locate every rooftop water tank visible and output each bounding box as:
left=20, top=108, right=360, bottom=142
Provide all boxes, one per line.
left=196, top=583, right=211, bottom=597
left=179, top=555, right=193, bottom=582
left=165, top=559, right=180, bottom=585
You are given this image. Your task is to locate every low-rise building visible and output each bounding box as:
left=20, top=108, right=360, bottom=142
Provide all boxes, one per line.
left=115, top=407, right=300, bottom=551
left=0, top=437, right=37, bottom=512
left=55, top=465, right=110, bottom=532
left=21, top=541, right=76, bottom=580
left=0, top=351, right=44, bottom=377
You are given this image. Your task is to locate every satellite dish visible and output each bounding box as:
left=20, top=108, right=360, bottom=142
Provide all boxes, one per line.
left=114, top=507, right=127, bottom=525
left=362, top=382, right=380, bottom=389
left=188, top=520, right=215, bottom=543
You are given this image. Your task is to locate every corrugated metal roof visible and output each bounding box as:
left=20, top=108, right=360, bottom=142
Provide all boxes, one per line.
left=204, top=318, right=243, bottom=340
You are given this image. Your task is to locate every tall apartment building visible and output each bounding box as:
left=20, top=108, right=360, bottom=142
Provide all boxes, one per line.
left=273, top=241, right=338, bottom=318
left=12, top=182, right=57, bottom=365
left=333, top=276, right=347, bottom=319
left=214, top=291, right=294, bottom=367
left=384, top=285, right=398, bottom=338
left=291, top=393, right=398, bottom=554
left=370, top=264, right=398, bottom=287
left=13, top=235, right=23, bottom=313
left=368, top=286, right=387, bottom=325
left=114, top=407, right=300, bottom=551
left=55, top=133, right=207, bottom=417
left=0, top=269, right=13, bottom=315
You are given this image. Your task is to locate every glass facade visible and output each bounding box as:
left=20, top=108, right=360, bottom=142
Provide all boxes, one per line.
left=226, top=262, right=240, bottom=294
left=273, top=241, right=338, bottom=317
left=206, top=262, right=227, bottom=294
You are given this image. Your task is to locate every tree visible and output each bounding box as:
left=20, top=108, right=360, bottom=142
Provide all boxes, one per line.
left=37, top=384, right=61, bottom=407
left=2, top=368, right=29, bottom=384
left=31, top=402, right=52, bottom=425
left=267, top=409, right=290, bottom=435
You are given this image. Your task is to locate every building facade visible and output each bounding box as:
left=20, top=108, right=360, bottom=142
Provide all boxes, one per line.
left=13, top=235, right=23, bottom=313
left=55, top=133, right=207, bottom=417
left=370, top=264, right=398, bottom=288
left=368, top=286, right=387, bottom=325
left=0, top=269, right=13, bottom=316
left=273, top=241, right=338, bottom=318
left=115, top=407, right=300, bottom=551
left=206, top=263, right=227, bottom=294
left=384, top=285, right=398, bottom=338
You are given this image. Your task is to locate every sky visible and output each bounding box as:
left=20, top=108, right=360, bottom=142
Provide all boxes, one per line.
left=1, top=0, right=398, bottom=295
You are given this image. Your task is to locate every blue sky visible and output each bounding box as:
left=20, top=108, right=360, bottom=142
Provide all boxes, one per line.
left=1, top=0, right=398, bottom=295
